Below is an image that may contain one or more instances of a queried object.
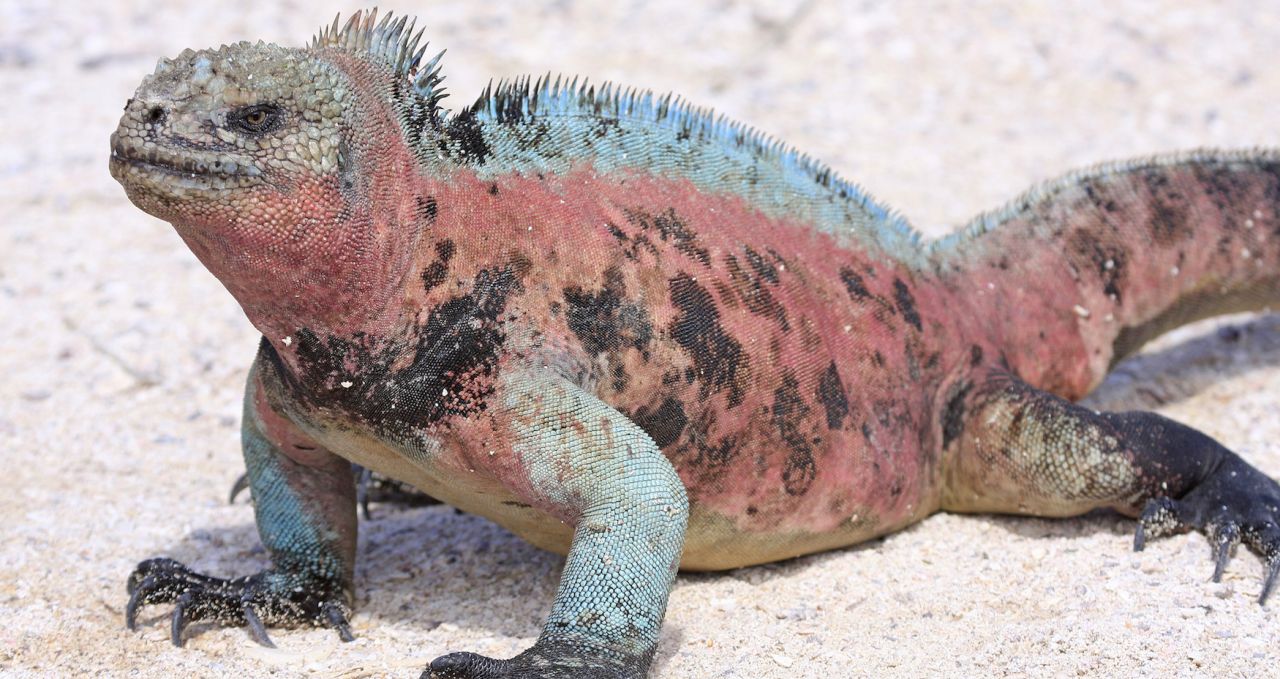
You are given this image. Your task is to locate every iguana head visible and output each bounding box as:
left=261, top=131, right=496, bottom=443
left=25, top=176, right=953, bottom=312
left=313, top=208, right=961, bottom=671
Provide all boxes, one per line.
left=110, top=10, right=447, bottom=338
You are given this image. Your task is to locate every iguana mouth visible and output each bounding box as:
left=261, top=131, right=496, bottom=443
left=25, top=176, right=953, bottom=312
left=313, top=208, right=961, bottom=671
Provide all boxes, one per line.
left=110, top=133, right=262, bottom=190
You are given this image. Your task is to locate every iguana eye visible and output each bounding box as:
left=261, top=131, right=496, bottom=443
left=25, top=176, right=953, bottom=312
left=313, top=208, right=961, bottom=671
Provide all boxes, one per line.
left=228, top=104, right=283, bottom=135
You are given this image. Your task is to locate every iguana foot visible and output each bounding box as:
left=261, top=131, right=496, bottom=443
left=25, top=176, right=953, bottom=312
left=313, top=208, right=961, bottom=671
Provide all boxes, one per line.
left=1133, top=452, right=1280, bottom=603
left=426, top=640, right=646, bottom=679
left=125, top=557, right=354, bottom=647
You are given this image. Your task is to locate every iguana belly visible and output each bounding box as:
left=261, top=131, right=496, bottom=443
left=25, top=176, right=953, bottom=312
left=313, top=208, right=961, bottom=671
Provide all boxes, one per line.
left=302, top=413, right=931, bottom=571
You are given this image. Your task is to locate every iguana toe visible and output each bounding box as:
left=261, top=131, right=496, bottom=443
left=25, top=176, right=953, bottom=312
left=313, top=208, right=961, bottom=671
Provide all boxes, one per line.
left=1132, top=454, right=1280, bottom=604
left=124, top=557, right=353, bottom=646
left=227, top=473, right=251, bottom=505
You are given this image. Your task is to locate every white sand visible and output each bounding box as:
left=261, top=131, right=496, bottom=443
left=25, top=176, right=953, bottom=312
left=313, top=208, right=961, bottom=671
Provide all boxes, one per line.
left=2, top=1, right=1278, bottom=676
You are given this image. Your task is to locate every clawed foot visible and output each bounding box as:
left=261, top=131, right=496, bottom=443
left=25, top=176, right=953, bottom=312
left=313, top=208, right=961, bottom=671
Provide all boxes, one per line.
left=126, top=557, right=354, bottom=647
left=425, top=640, right=645, bottom=679
left=1133, top=454, right=1280, bottom=603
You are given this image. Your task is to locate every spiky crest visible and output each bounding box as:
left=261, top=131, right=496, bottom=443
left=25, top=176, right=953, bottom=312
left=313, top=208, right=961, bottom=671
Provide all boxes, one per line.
left=460, top=75, right=923, bottom=257
left=310, top=9, right=449, bottom=118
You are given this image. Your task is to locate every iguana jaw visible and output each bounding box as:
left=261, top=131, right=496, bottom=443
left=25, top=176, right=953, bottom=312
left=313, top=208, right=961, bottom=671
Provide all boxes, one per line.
left=109, top=132, right=263, bottom=197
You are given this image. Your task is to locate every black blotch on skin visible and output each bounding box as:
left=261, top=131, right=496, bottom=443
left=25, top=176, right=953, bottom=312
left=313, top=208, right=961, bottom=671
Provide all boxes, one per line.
left=970, top=344, right=984, bottom=367
left=265, top=266, right=521, bottom=438
left=713, top=280, right=740, bottom=310
left=443, top=111, right=491, bottom=164
left=694, top=433, right=736, bottom=468
left=816, top=361, right=849, bottom=430
left=873, top=398, right=914, bottom=434
left=676, top=410, right=738, bottom=485
left=1082, top=178, right=1121, bottom=214
left=420, top=239, right=456, bottom=293
left=941, top=380, right=973, bottom=450
left=397, top=79, right=440, bottom=153
left=1069, top=229, right=1128, bottom=304
left=626, top=207, right=710, bottom=265
left=1257, top=162, right=1280, bottom=237
left=631, top=397, right=689, bottom=449
left=893, top=278, right=922, bottom=331
left=871, top=350, right=885, bottom=368
left=841, top=266, right=899, bottom=317
left=839, top=267, right=872, bottom=300
left=510, top=120, right=552, bottom=153
left=669, top=273, right=749, bottom=407
left=488, top=183, right=499, bottom=195
left=724, top=253, right=789, bottom=331
left=563, top=267, right=654, bottom=391
left=905, top=347, right=921, bottom=381
left=1141, top=169, right=1193, bottom=242
left=1193, top=162, right=1249, bottom=219
left=416, top=196, right=438, bottom=224
left=744, top=246, right=779, bottom=284
left=592, top=116, right=620, bottom=139
left=773, top=372, right=817, bottom=496
left=607, top=221, right=661, bottom=262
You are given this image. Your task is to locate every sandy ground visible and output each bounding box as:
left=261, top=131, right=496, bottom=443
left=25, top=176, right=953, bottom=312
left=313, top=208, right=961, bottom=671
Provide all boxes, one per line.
left=3, top=1, right=1280, bottom=677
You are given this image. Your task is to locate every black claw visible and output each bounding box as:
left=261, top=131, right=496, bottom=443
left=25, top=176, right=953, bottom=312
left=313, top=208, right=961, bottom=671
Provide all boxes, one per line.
left=322, top=601, right=355, bottom=642
left=1261, top=558, right=1280, bottom=605
left=1134, top=497, right=1182, bottom=552
left=171, top=591, right=193, bottom=647
left=229, top=473, right=250, bottom=504
left=1212, top=542, right=1231, bottom=582
left=243, top=604, right=275, bottom=648
left=125, top=574, right=155, bottom=631
left=1210, top=522, right=1240, bottom=582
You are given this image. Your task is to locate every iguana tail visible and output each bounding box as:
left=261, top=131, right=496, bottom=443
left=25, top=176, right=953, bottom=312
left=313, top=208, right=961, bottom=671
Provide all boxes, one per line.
left=933, top=149, right=1280, bottom=399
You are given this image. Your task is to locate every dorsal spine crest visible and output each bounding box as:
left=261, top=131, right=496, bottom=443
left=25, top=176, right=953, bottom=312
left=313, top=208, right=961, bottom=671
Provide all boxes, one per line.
left=311, top=9, right=448, bottom=119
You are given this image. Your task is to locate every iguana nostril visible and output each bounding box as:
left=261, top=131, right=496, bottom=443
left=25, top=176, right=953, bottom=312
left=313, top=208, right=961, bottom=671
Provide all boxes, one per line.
left=146, top=106, right=166, bottom=124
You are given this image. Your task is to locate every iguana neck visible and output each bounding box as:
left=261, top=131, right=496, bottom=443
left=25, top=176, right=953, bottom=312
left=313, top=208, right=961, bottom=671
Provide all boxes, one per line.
left=171, top=170, right=428, bottom=363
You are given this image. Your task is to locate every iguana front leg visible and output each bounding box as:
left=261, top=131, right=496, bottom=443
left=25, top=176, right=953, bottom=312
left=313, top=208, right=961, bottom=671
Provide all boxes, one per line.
left=429, top=370, right=690, bottom=679
left=941, top=372, right=1280, bottom=600
left=126, top=362, right=357, bottom=646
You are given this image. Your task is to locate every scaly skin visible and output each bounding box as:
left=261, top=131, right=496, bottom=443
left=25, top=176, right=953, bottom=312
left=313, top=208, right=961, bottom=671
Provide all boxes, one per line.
left=110, top=10, right=1280, bottom=678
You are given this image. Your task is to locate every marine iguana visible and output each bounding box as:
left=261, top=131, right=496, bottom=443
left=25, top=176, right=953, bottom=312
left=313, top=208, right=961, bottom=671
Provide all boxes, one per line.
left=109, top=10, right=1280, bottom=678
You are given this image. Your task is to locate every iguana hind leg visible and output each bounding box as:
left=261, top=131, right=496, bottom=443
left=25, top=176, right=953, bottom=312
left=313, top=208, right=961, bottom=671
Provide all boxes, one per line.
left=941, top=372, right=1280, bottom=602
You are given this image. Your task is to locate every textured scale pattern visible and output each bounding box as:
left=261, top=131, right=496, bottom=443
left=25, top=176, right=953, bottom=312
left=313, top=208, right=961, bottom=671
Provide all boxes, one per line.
left=109, top=9, right=1280, bottom=678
